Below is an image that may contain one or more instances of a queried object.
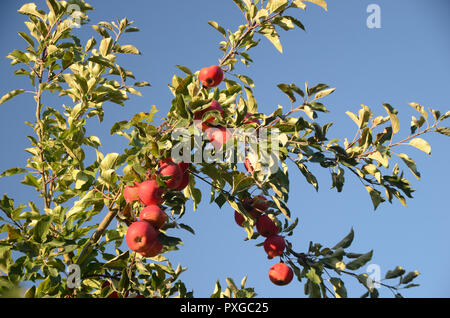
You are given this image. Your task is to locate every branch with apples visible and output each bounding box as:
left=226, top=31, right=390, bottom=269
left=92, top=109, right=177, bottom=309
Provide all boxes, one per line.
left=0, top=0, right=448, bottom=298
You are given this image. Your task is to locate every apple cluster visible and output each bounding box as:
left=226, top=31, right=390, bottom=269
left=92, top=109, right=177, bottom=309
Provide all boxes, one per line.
left=123, top=158, right=190, bottom=258
left=195, top=65, right=262, bottom=152
left=234, top=195, right=294, bottom=286
left=198, top=65, right=293, bottom=286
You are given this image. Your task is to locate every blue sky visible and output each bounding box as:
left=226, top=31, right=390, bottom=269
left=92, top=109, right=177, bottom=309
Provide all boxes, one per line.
left=0, top=0, right=449, bottom=298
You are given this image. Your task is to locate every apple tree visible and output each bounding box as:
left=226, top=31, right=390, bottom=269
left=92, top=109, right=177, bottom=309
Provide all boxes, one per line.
left=0, top=0, right=449, bottom=298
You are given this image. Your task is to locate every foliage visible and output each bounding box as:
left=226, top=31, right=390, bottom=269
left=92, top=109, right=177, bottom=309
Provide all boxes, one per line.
left=0, top=0, right=448, bottom=298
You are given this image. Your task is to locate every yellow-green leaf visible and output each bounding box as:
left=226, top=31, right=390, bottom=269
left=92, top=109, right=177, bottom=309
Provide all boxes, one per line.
left=397, top=153, right=420, bottom=180
left=302, top=0, right=327, bottom=11
left=0, top=89, right=26, bottom=105
left=409, top=138, right=431, bottom=155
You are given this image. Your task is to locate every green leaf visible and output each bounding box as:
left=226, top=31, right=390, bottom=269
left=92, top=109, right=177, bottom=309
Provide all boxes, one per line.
left=273, top=16, right=295, bottom=30
left=132, top=82, right=150, bottom=89
left=18, top=3, right=46, bottom=20
left=345, top=111, right=360, bottom=127
left=367, top=151, right=389, bottom=168
left=244, top=86, right=257, bottom=113
left=21, top=174, right=40, bottom=189
left=18, top=32, right=35, bottom=47
left=0, top=167, right=28, bottom=178
left=179, top=223, right=195, bottom=235
left=0, top=89, right=26, bottom=105
left=357, top=273, right=374, bottom=292
left=314, top=88, right=335, bottom=100
left=400, top=271, right=420, bottom=284
left=332, top=228, right=354, bottom=249
left=100, top=153, right=119, bottom=171
left=408, top=102, right=428, bottom=120
left=346, top=250, right=373, bottom=270
left=409, top=138, right=431, bottom=155
left=225, top=277, right=239, bottom=294
left=329, top=278, right=347, bottom=298
left=435, top=126, right=450, bottom=136
left=295, top=162, right=318, bottom=191
left=125, top=27, right=140, bottom=33
left=232, top=0, right=247, bottom=13
left=277, top=83, right=296, bottom=102
left=397, top=153, right=420, bottom=180
left=439, top=111, right=450, bottom=121
left=358, top=105, right=372, bottom=129
left=104, top=251, right=129, bottom=269
left=116, top=44, right=141, bottom=55
left=85, top=37, right=96, bottom=51
left=365, top=186, right=385, bottom=210
left=158, top=233, right=183, bottom=247
left=385, top=266, right=405, bottom=279
left=99, top=37, right=113, bottom=56
left=292, top=0, right=307, bottom=9
left=210, top=280, right=222, bottom=298
left=268, top=0, right=289, bottom=13
left=24, top=286, right=36, bottom=298
left=88, top=56, right=115, bottom=69
left=305, top=268, right=321, bottom=284
left=302, top=0, right=328, bottom=11
left=259, top=25, right=283, bottom=53
left=383, top=103, right=400, bottom=134
left=33, top=215, right=52, bottom=243
left=175, top=65, right=193, bottom=75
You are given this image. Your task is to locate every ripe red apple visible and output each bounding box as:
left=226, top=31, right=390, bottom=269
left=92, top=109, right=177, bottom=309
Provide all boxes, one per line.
left=206, top=126, right=232, bottom=150
left=264, top=235, right=286, bottom=257
left=268, top=263, right=294, bottom=286
left=198, top=65, right=223, bottom=87
left=178, top=162, right=189, bottom=172
left=194, top=100, right=224, bottom=131
left=125, top=221, right=158, bottom=253
left=139, top=205, right=167, bottom=229
left=138, top=180, right=164, bottom=206
left=158, top=159, right=183, bottom=189
left=256, top=214, right=279, bottom=237
left=123, top=183, right=139, bottom=203
left=234, top=210, right=246, bottom=227
left=139, top=239, right=163, bottom=258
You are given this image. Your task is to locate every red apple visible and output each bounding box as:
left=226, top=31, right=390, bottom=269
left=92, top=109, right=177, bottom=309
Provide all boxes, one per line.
left=206, top=126, right=232, bottom=150
left=194, top=100, right=224, bottom=130
left=158, top=159, right=183, bottom=189
left=139, top=239, right=163, bottom=258
left=268, top=263, right=294, bottom=286
left=139, top=205, right=167, bottom=229
left=125, top=221, right=158, bottom=253
left=264, top=235, right=286, bottom=257
left=256, top=214, right=279, bottom=237
left=234, top=210, right=246, bottom=227
left=138, top=180, right=164, bottom=206
left=178, top=162, right=189, bottom=172
left=123, top=184, right=139, bottom=203
left=175, top=171, right=190, bottom=191
left=198, top=65, right=223, bottom=87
